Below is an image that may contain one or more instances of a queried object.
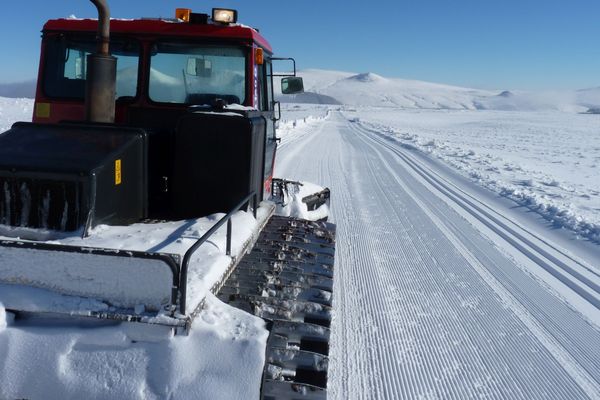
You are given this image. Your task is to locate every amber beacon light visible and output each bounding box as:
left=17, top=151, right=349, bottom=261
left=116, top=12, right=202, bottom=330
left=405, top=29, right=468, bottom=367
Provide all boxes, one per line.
left=175, top=8, right=191, bottom=22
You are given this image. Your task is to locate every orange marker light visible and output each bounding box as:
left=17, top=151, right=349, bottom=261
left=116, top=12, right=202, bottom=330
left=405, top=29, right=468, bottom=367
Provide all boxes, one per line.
left=255, top=48, right=264, bottom=65
left=175, top=8, right=191, bottom=22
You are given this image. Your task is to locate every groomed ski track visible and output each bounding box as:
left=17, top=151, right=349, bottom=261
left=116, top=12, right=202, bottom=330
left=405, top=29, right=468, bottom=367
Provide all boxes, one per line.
left=276, top=111, right=600, bottom=400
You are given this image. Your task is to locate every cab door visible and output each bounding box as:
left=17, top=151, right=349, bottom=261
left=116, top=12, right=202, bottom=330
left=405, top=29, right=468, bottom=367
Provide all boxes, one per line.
left=258, top=57, right=277, bottom=197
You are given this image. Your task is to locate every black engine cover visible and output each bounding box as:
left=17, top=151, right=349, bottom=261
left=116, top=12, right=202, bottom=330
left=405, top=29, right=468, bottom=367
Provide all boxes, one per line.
left=171, top=111, right=266, bottom=219
left=0, top=122, right=147, bottom=232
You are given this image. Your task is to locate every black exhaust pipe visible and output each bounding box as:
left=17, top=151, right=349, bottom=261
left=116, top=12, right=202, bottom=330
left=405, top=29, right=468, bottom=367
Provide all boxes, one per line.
left=85, top=0, right=116, bottom=123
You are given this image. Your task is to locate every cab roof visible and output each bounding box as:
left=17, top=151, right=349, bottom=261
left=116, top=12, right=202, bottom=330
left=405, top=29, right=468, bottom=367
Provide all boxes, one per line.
left=43, top=18, right=273, bottom=52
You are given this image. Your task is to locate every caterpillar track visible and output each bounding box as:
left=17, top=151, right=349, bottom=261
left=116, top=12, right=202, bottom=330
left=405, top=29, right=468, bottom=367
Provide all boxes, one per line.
left=218, top=215, right=336, bottom=400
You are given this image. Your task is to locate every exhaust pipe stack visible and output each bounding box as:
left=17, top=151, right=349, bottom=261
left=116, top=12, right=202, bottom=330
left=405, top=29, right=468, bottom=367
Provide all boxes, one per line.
left=85, top=0, right=116, bottom=123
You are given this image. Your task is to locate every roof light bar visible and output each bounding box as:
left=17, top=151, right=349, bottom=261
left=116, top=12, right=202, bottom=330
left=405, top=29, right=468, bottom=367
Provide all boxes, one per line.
left=212, top=8, right=238, bottom=24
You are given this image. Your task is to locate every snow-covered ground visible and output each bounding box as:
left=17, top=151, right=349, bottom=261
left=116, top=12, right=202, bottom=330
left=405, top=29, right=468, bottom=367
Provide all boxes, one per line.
left=0, top=98, right=272, bottom=399
left=276, top=109, right=600, bottom=400
left=1, top=64, right=600, bottom=399
left=0, top=208, right=264, bottom=314
left=346, top=108, right=600, bottom=244
left=0, top=202, right=271, bottom=399
left=0, top=294, right=267, bottom=400
left=276, top=68, right=600, bottom=245
left=0, top=96, right=32, bottom=132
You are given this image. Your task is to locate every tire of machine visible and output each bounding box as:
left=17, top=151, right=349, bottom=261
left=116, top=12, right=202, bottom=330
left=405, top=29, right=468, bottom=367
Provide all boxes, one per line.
left=218, top=215, right=336, bottom=400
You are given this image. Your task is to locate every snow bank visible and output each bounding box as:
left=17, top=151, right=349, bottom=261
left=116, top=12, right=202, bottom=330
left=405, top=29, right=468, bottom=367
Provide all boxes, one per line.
left=278, top=113, right=328, bottom=136
left=349, top=109, right=600, bottom=243
left=0, top=206, right=267, bottom=316
left=277, top=107, right=331, bottom=145
left=0, top=96, right=33, bottom=132
left=0, top=294, right=268, bottom=400
left=0, top=89, right=272, bottom=397
left=0, top=303, right=8, bottom=331
left=274, top=107, right=334, bottom=195
left=0, top=247, right=174, bottom=311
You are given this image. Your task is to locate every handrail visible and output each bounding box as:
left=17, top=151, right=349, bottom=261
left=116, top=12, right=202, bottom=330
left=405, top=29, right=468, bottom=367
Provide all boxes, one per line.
left=179, top=192, right=258, bottom=314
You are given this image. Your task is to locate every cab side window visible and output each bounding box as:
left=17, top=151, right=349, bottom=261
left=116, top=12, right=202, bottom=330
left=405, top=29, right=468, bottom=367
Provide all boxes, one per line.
left=43, top=35, right=140, bottom=99
left=265, top=60, right=274, bottom=111
left=258, top=57, right=274, bottom=111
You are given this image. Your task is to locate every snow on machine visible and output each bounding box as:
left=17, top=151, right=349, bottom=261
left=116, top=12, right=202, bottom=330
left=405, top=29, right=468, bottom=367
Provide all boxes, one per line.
left=0, top=1, right=335, bottom=398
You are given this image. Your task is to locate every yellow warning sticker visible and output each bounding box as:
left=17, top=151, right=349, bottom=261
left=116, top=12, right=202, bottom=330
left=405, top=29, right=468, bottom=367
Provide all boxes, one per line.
left=35, top=102, right=51, bottom=118
left=115, top=159, right=122, bottom=185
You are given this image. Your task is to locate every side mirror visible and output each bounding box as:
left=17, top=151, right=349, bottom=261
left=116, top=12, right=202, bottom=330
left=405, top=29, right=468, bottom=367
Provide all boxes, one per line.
left=281, top=77, right=304, bottom=94
left=186, top=57, right=212, bottom=77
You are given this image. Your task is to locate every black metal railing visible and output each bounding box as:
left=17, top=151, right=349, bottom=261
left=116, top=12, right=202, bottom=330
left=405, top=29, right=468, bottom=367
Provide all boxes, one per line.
left=179, top=192, right=258, bottom=314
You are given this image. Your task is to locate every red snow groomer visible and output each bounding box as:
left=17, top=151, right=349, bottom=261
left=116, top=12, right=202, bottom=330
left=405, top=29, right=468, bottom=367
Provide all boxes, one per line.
left=0, top=2, right=334, bottom=398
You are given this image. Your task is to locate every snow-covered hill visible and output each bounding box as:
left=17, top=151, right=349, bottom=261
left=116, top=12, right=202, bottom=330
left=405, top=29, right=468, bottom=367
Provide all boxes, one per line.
left=3, top=68, right=599, bottom=112
left=1, top=71, right=600, bottom=400
left=0, top=80, right=36, bottom=99
left=278, top=69, right=600, bottom=112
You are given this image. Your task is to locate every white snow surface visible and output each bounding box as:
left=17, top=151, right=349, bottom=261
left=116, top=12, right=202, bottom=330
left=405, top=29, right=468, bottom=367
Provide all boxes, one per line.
left=277, top=69, right=600, bottom=112
left=0, top=94, right=272, bottom=399
left=0, top=206, right=268, bottom=315
left=0, top=203, right=271, bottom=399
left=275, top=108, right=600, bottom=399
left=0, top=303, right=8, bottom=330
left=344, top=108, right=600, bottom=243
left=0, top=295, right=267, bottom=400
left=2, top=64, right=600, bottom=399
left=277, top=100, right=600, bottom=244
left=0, top=96, right=32, bottom=132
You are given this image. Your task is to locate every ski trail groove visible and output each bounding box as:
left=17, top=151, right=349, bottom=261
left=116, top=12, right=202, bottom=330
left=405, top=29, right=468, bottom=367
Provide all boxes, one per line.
left=354, top=126, right=600, bottom=398
left=362, top=129, right=600, bottom=308
left=355, top=130, right=600, bottom=398
left=276, top=111, right=600, bottom=399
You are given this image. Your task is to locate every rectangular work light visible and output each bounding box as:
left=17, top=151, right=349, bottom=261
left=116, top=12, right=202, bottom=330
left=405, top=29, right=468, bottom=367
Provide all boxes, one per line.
left=212, top=8, right=238, bottom=24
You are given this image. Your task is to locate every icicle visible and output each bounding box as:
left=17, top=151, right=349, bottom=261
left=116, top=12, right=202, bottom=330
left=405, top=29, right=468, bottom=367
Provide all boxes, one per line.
left=19, top=182, right=31, bottom=227
left=41, top=189, right=51, bottom=229
left=61, top=200, right=69, bottom=231
left=2, top=181, right=10, bottom=224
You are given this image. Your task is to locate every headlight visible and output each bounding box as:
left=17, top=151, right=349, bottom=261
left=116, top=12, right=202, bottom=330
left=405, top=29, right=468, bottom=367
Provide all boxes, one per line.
left=212, top=8, right=238, bottom=24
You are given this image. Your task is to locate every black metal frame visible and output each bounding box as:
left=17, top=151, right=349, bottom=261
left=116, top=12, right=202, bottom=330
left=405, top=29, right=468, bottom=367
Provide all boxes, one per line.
left=270, top=57, right=298, bottom=77
left=179, top=191, right=257, bottom=314
left=0, top=191, right=258, bottom=320
left=0, top=238, right=181, bottom=310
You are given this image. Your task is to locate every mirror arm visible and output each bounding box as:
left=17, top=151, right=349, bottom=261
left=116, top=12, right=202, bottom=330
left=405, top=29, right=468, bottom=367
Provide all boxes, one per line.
left=271, top=57, right=297, bottom=77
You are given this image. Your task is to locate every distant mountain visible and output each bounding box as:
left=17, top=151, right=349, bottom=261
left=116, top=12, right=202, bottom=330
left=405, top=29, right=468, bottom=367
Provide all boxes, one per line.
left=276, top=69, right=600, bottom=112
left=0, top=80, right=36, bottom=98
left=497, top=90, right=514, bottom=98
left=575, top=87, right=600, bottom=110
left=3, top=71, right=599, bottom=112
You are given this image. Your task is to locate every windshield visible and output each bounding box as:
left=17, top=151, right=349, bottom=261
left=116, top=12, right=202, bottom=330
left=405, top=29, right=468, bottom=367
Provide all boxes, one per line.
left=43, top=35, right=140, bottom=99
left=149, top=42, right=246, bottom=105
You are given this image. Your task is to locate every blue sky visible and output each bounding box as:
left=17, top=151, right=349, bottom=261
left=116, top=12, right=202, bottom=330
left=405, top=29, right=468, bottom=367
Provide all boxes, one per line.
left=1, top=0, right=599, bottom=90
